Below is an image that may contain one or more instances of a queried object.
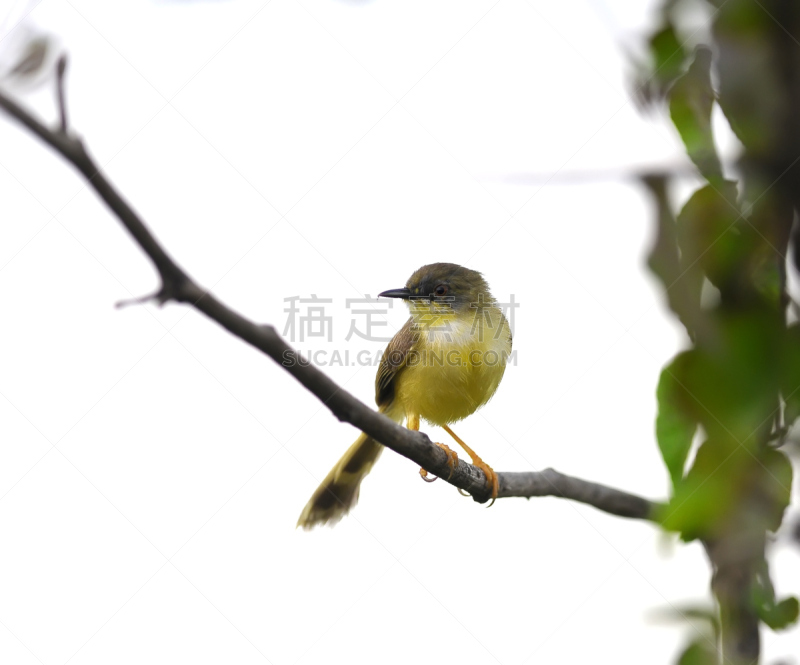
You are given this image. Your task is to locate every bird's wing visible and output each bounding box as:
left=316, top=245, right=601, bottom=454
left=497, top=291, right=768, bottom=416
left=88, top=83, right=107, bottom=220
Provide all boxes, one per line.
left=375, top=317, right=417, bottom=407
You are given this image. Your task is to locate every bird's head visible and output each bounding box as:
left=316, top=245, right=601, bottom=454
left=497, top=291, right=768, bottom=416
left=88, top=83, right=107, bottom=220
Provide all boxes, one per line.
left=379, top=263, right=492, bottom=321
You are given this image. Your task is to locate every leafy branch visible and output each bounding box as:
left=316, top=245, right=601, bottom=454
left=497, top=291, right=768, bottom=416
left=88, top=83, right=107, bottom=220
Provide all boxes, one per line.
left=641, top=4, right=800, bottom=663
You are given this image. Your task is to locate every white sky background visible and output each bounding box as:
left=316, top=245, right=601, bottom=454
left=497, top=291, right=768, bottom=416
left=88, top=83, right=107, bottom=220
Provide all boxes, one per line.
left=0, top=0, right=798, bottom=663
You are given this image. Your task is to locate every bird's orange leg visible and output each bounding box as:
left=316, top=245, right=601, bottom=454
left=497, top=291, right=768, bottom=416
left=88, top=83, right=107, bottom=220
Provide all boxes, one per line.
left=442, top=424, right=498, bottom=506
left=408, top=413, right=459, bottom=482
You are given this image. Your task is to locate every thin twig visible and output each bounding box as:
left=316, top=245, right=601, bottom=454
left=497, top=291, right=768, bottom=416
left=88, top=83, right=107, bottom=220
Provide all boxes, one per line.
left=55, top=54, right=67, bottom=133
left=0, top=85, right=662, bottom=521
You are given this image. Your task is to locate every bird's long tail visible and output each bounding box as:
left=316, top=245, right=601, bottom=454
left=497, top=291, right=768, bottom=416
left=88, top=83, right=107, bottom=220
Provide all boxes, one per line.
left=296, top=403, right=403, bottom=529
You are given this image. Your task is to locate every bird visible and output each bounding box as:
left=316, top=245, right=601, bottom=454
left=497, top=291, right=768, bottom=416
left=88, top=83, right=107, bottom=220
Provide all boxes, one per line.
left=297, top=262, right=512, bottom=529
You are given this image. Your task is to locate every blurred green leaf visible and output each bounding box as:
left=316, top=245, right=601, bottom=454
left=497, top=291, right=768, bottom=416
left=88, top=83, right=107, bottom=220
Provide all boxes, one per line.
left=651, top=23, right=688, bottom=90
left=648, top=181, right=745, bottom=338
left=672, top=312, right=781, bottom=443
left=782, top=325, right=800, bottom=427
left=756, top=595, right=799, bottom=631
left=659, top=438, right=743, bottom=541
left=656, top=352, right=698, bottom=491
left=676, top=640, right=717, bottom=665
left=675, top=183, right=741, bottom=299
left=759, top=448, right=793, bottom=533
left=644, top=176, right=703, bottom=338
left=662, top=441, right=790, bottom=541
left=767, top=597, right=799, bottom=630
left=634, top=21, right=689, bottom=107
left=752, top=559, right=799, bottom=630
left=654, top=311, right=784, bottom=541
left=669, top=46, right=723, bottom=183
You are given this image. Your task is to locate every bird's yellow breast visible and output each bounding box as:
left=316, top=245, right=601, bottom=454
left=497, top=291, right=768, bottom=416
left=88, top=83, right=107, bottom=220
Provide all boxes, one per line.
left=395, top=306, right=511, bottom=426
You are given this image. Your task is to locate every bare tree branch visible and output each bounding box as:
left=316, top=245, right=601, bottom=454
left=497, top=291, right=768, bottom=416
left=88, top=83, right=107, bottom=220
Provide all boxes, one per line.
left=0, top=83, right=662, bottom=522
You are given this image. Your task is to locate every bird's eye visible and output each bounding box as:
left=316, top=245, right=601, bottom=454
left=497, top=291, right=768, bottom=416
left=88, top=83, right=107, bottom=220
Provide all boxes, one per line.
left=434, top=284, right=448, bottom=296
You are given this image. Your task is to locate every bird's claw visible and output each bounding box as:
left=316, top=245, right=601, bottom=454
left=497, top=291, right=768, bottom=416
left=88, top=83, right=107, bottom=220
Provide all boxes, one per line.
left=419, top=467, right=437, bottom=483
left=419, top=442, right=460, bottom=484
left=437, top=442, right=459, bottom=479
left=473, top=460, right=498, bottom=507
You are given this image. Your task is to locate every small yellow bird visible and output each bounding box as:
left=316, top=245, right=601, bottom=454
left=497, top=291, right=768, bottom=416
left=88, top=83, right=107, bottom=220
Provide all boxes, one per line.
left=297, top=263, right=512, bottom=529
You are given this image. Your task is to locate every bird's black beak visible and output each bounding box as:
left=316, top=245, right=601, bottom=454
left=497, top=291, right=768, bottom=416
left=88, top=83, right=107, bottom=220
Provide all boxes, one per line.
left=378, top=288, right=412, bottom=300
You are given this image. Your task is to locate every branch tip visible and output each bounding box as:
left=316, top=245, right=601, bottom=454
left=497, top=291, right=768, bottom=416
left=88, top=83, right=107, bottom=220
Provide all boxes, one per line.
left=55, top=54, right=68, bottom=133
left=115, top=284, right=173, bottom=309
